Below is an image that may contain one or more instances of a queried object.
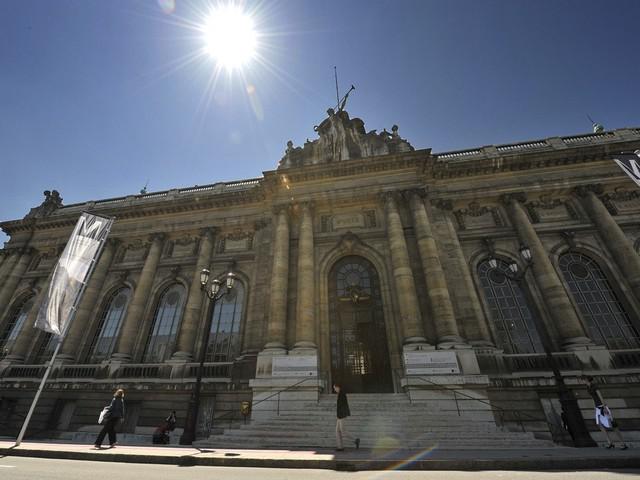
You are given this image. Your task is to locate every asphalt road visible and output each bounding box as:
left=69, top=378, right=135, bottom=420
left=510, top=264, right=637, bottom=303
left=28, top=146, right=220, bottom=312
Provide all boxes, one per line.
left=0, top=457, right=639, bottom=480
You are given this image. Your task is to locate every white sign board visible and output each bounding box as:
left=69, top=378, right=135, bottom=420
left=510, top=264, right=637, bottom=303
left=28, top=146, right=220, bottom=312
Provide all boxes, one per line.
left=272, top=355, right=318, bottom=377
left=403, top=351, right=460, bottom=375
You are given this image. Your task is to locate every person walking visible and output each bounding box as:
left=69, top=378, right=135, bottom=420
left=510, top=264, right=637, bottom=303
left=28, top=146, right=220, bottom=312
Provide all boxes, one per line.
left=94, top=388, right=125, bottom=449
left=583, top=376, right=628, bottom=449
left=334, top=383, right=360, bottom=451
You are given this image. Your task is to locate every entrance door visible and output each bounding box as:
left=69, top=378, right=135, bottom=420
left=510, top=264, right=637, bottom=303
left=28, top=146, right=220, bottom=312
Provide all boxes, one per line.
left=329, top=256, right=393, bottom=393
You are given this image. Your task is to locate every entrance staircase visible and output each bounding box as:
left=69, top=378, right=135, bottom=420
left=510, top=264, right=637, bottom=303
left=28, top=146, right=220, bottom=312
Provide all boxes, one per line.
left=199, top=393, right=557, bottom=449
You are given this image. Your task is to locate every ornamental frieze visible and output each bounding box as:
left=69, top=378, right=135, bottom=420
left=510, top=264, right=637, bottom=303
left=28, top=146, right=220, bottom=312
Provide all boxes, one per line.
left=165, top=235, right=199, bottom=258
left=453, top=201, right=503, bottom=230
left=602, top=187, right=640, bottom=216
left=320, top=209, right=377, bottom=233
left=216, top=230, right=254, bottom=253
left=117, top=239, right=148, bottom=263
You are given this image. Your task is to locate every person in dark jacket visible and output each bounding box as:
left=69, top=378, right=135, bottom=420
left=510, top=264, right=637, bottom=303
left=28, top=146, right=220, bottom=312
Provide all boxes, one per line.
left=334, top=384, right=359, bottom=451
left=582, top=376, right=628, bottom=449
left=94, top=389, right=125, bottom=449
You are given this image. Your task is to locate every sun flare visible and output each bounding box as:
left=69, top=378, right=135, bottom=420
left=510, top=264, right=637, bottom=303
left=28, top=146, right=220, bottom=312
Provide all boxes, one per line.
left=202, top=4, right=257, bottom=71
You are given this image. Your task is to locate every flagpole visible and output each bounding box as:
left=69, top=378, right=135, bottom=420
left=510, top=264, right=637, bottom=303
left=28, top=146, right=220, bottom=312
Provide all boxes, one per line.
left=15, top=214, right=113, bottom=446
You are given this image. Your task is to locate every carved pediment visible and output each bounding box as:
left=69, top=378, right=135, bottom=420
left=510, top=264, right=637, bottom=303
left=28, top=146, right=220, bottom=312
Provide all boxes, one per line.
left=454, top=202, right=503, bottom=230
left=525, top=195, right=579, bottom=223
left=603, top=187, right=640, bottom=215
left=278, top=109, right=413, bottom=169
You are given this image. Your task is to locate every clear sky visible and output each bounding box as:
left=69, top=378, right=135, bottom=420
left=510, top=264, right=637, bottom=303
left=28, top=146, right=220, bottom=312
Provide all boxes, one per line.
left=1, top=0, right=639, bottom=246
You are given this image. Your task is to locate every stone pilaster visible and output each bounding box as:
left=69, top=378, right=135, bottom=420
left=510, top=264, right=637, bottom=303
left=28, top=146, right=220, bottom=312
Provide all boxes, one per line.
left=408, top=191, right=467, bottom=348
left=502, top=193, right=592, bottom=350
left=576, top=185, right=640, bottom=302
left=0, top=247, right=34, bottom=320
left=264, top=206, right=290, bottom=352
left=383, top=193, right=429, bottom=348
left=112, top=233, right=165, bottom=361
left=293, top=202, right=316, bottom=352
left=59, top=238, right=120, bottom=361
left=0, top=249, right=20, bottom=291
left=172, top=228, right=216, bottom=361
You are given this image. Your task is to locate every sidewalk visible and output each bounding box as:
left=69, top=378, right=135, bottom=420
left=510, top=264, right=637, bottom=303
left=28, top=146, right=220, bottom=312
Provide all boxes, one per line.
left=1, top=440, right=638, bottom=471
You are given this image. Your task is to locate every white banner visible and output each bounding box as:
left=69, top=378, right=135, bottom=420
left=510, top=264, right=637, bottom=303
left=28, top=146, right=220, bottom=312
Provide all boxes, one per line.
left=613, top=151, right=640, bottom=188
left=35, top=212, right=112, bottom=336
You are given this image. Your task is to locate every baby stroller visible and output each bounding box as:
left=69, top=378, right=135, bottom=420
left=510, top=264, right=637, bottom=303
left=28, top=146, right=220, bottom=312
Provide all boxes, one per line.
left=152, top=411, right=177, bottom=445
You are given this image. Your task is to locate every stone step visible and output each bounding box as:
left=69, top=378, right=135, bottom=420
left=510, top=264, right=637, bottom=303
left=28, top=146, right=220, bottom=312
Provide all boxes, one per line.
left=219, top=429, right=534, bottom=440
left=239, top=420, right=501, bottom=430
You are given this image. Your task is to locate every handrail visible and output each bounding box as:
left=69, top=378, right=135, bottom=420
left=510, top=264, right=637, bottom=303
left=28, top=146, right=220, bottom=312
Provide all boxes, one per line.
left=209, top=375, right=322, bottom=432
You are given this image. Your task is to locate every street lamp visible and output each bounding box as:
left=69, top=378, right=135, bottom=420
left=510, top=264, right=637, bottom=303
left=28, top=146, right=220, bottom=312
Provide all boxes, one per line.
left=180, top=268, right=236, bottom=445
left=486, top=244, right=596, bottom=447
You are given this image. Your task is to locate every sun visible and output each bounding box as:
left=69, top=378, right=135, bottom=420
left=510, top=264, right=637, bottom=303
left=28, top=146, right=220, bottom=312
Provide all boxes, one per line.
left=201, top=3, right=257, bottom=71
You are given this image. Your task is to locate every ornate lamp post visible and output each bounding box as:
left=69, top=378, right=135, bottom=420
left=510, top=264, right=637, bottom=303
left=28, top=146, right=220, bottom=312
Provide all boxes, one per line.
left=180, top=268, right=236, bottom=445
left=487, top=243, right=596, bottom=447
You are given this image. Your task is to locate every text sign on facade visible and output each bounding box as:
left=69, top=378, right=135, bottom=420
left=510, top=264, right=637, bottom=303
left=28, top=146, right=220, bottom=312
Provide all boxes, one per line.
left=403, top=351, right=460, bottom=375
left=272, top=355, right=318, bottom=377
left=332, top=213, right=365, bottom=230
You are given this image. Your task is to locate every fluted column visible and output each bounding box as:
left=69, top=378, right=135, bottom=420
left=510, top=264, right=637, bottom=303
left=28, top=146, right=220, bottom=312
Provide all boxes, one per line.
left=384, top=193, right=428, bottom=347
left=59, top=238, right=120, bottom=361
left=264, top=206, right=290, bottom=351
left=409, top=191, right=466, bottom=348
left=0, top=249, right=20, bottom=291
left=577, top=186, right=640, bottom=301
left=0, top=248, right=34, bottom=320
left=112, top=233, right=165, bottom=361
left=5, top=279, right=49, bottom=363
left=503, top=194, right=591, bottom=350
left=173, top=228, right=216, bottom=360
left=293, top=203, right=316, bottom=352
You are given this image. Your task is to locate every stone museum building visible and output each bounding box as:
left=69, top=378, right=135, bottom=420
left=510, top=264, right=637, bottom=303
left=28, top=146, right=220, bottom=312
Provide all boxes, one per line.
left=1, top=108, right=640, bottom=447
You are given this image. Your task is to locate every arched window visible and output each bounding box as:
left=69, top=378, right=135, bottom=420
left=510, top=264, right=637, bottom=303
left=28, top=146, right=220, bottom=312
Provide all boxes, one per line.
left=205, top=281, right=245, bottom=362
left=143, top=284, right=185, bottom=362
left=85, top=287, right=131, bottom=362
left=0, top=296, right=34, bottom=359
left=478, top=259, right=544, bottom=354
left=559, top=252, right=639, bottom=349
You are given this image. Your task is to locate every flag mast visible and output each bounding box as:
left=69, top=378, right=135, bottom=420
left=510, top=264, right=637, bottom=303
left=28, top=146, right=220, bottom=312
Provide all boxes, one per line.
left=15, top=213, right=114, bottom=446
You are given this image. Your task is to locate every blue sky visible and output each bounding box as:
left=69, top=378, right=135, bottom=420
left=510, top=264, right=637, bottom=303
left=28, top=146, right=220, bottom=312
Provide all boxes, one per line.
left=1, top=0, right=639, bottom=246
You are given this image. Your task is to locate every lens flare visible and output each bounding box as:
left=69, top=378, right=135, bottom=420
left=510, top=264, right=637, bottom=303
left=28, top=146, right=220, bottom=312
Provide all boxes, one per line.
left=201, top=3, right=257, bottom=71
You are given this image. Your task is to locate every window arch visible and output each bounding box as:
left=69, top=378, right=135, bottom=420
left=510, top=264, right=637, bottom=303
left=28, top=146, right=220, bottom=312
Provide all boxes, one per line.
left=142, top=284, right=186, bottom=362
left=559, top=252, right=639, bottom=349
left=478, top=259, right=544, bottom=353
left=205, top=281, right=245, bottom=362
left=85, top=287, right=131, bottom=362
left=0, top=296, right=34, bottom=359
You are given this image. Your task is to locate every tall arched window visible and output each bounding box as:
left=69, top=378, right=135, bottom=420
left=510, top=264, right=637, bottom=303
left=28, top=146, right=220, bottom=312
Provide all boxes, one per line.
left=85, top=287, right=131, bottom=362
left=559, top=252, right=639, bottom=349
left=0, top=296, right=34, bottom=359
left=478, top=259, right=544, bottom=353
left=205, top=281, right=245, bottom=362
left=143, top=284, right=185, bottom=362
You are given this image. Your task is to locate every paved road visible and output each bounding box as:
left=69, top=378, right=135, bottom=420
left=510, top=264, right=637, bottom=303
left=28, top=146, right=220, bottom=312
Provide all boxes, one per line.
left=0, top=457, right=639, bottom=480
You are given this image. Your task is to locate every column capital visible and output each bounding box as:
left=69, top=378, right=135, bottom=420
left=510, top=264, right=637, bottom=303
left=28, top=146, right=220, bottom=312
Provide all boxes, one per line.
left=294, top=200, right=315, bottom=216
left=402, top=188, right=428, bottom=202
left=272, top=203, right=292, bottom=217
left=379, top=190, right=403, bottom=209
left=431, top=198, right=453, bottom=211
left=573, top=183, right=604, bottom=198
left=199, top=227, right=217, bottom=239
left=499, top=192, right=527, bottom=206
left=148, top=232, right=166, bottom=243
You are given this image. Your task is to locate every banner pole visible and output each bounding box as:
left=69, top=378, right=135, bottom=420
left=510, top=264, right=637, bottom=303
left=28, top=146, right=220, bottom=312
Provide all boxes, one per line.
left=14, top=214, right=114, bottom=447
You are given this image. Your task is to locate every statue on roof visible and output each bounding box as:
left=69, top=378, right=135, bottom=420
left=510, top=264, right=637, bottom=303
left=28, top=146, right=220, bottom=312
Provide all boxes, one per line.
left=24, top=190, right=64, bottom=219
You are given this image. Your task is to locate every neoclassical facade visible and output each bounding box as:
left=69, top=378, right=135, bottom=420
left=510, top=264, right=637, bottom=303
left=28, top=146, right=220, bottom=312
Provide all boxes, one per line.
left=1, top=110, right=640, bottom=443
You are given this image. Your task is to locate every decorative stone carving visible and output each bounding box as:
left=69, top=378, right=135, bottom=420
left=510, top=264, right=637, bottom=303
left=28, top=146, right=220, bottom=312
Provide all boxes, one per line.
left=602, top=187, right=640, bottom=216
left=454, top=201, right=503, bottom=230
left=217, top=230, right=254, bottom=253
left=320, top=210, right=377, bottom=233
left=524, top=195, right=579, bottom=223
left=169, top=235, right=199, bottom=258
left=278, top=109, right=413, bottom=168
left=561, top=231, right=577, bottom=249
left=337, top=231, right=363, bottom=253
left=24, top=190, right=64, bottom=219
left=120, top=239, right=148, bottom=263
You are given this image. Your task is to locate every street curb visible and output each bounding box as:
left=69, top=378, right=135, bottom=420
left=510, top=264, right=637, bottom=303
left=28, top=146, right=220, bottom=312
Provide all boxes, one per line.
left=2, top=447, right=640, bottom=471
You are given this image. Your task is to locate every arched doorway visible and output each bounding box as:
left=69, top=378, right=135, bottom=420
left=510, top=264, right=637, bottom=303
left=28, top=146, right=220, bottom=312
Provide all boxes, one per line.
left=329, top=256, right=393, bottom=393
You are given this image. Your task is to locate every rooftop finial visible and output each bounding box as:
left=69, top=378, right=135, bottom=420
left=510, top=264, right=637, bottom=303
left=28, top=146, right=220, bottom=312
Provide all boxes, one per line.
left=587, top=114, right=604, bottom=133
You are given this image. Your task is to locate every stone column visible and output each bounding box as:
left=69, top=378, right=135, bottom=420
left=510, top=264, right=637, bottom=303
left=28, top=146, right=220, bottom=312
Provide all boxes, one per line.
left=172, top=228, right=216, bottom=361
left=264, top=207, right=290, bottom=352
left=293, top=202, right=316, bottom=352
left=438, top=204, right=494, bottom=346
left=409, top=191, right=466, bottom=348
left=384, top=193, right=428, bottom=348
left=5, top=278, right=49, bottom=363
left=59, top=238, right=120, bottom=361
left=112, top=233, right=165, bottom=361
left=577, top=185, right=640, bottom=301
left=502, top=193, right=591, bottom=350
left=0, top=249, right=20, bottom=291
left=0, top=248, right=34, bottom=320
